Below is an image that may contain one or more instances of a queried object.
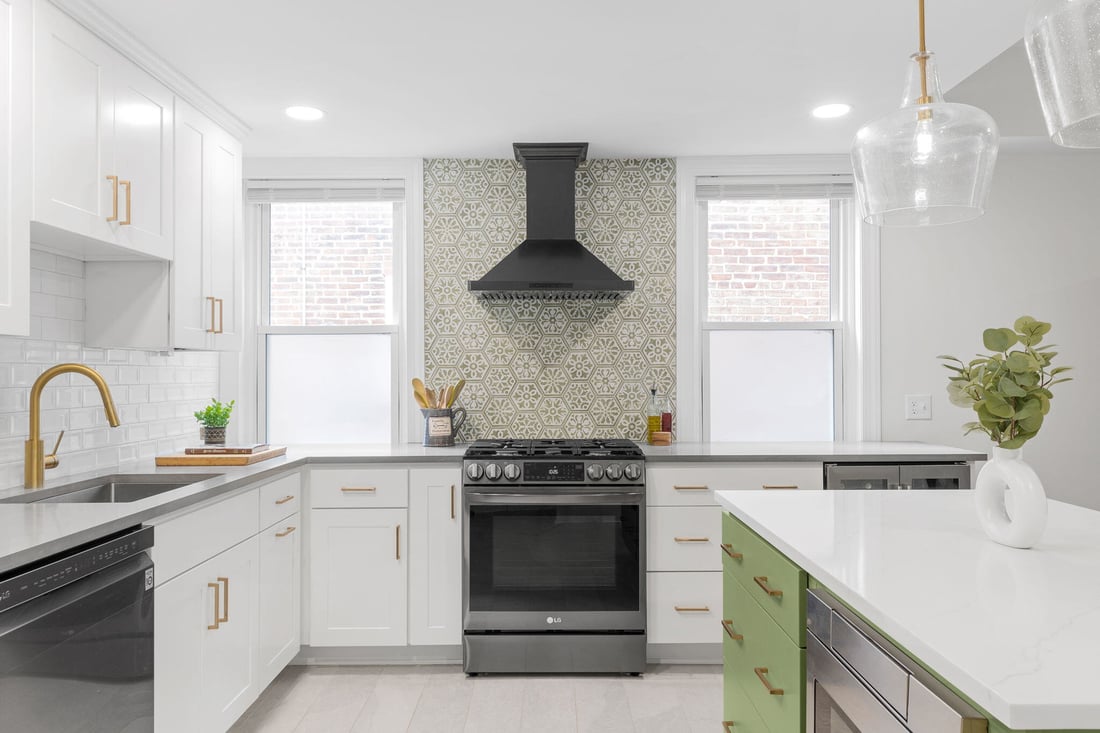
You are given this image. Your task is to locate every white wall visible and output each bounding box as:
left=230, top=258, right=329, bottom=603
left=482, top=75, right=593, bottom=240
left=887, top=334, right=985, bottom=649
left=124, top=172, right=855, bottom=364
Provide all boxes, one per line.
left=880, top=150, right=1100, bottom=509
left=0, top=251, right=219, bottom=490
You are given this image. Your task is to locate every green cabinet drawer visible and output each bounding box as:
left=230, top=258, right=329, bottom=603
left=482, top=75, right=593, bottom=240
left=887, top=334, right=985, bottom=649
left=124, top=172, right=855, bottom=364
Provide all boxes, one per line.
left=723, top=634, right=771, bottom=733
left=726, top=568, right=805, bottom=733
left=722, top=512, right=806, bottom=646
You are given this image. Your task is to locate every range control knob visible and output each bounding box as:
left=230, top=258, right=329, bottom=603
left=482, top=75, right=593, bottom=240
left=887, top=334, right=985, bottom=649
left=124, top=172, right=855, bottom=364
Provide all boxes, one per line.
left=624, top=463, right=642, bottom=481
left=605, top=463, right=623, bottom=480
left=586, top=463, right=605, bottom=481
left=503, top=463, right=521, bottom=481
left=485, top=463, right=503, bottom=480
left=465, top=463, right=484, bottom=480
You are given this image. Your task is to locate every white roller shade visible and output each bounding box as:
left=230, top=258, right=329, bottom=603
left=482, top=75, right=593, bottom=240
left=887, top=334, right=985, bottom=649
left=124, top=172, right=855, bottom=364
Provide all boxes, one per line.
left=245, top=179, right=404, bottom=203
left=696, top=174, right=853, bottom=200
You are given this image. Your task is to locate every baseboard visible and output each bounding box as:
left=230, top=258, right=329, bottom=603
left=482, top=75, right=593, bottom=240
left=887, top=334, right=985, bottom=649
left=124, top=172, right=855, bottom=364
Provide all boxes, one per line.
left=291, top=643, right=721, bottom=666
left=645, top=643, right=722, bottom=664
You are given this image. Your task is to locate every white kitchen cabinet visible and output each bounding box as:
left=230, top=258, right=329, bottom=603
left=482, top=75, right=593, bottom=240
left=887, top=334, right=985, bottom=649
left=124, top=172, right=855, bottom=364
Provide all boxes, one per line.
left=408, top=467, right=463, bottom=646
left=155, top=534, right=259, bottom=733
left=32, top=0, right=172, bottom=260
left=0, top=0, right=29, bottom=336
left=310, top=506, right=407, bottom=646
left=257, top=514, right=300, bottom=688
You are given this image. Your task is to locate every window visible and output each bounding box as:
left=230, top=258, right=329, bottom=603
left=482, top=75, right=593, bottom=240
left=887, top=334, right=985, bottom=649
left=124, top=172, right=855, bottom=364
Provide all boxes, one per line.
left=251, top=180, right=408, bottom=443
left=677, top=160, right=877, bottom=443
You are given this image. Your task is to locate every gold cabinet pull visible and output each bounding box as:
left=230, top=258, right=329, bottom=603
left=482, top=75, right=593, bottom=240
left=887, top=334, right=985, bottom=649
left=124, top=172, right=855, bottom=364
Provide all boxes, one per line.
left=275, top=526, right=296, bottom=538
left=275, top=495, right=295, bottom=505
left=721, top=619, right=743, bottom=641
left=762, top=484, right=799, bottom=490
left=217, top=577, right=229, bottom=623
left=341, top=486, right=377, bottom=492
left=207, top=582, right=221, bottom=630
left=450, top=484, right=456, bottom=519
left=105, top=175, right=119, bottom=221
left=206, top=296, right=217, bottom=333
left=673, top=605, right=710, bottom=612
left=754, top=667, right=784, bottom=695
left=215, top=298, right=225, bottom=333
left=753, top=576, right=783, bottom=597
left=674, top=537, right=710, bottom=543
left=395, top=524, right=401, bottom=560
left=119, top=180, right=132, bottom=225
left=722, top=723, right=735, bottom=733
left=721, top=543, right=743, bottom=560
left=673, top=485, right=709, bottom=491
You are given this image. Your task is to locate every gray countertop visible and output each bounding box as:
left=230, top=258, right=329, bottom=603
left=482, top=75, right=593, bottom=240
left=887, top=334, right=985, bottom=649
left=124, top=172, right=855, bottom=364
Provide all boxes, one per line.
left=0, top=441, right=983, bottom=574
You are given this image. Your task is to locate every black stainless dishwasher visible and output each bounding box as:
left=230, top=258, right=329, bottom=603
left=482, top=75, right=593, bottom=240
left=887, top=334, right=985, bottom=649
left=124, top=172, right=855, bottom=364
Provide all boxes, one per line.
left=0, top=526, right=155, bottom=732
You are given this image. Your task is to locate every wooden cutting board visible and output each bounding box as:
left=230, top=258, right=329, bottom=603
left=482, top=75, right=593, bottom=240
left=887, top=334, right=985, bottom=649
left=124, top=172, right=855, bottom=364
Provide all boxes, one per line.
left=155, top=446, right=287, bottom=466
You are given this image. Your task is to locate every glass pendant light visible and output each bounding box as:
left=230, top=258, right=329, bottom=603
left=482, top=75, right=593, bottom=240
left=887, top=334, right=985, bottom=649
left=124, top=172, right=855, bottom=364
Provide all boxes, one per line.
left=851, top=0, right=1000, bottom=226
left=1026, top=0, right=1100, bottom=147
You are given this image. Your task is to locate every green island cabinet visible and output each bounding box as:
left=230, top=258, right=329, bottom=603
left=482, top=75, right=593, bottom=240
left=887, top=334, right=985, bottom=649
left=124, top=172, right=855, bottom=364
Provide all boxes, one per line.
left=720, top=512, right=1100, bottom=733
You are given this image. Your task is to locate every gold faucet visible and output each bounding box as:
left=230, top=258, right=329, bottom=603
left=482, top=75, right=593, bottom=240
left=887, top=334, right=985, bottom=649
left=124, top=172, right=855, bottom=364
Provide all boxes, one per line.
left=25, top=363, right=121, bottom=489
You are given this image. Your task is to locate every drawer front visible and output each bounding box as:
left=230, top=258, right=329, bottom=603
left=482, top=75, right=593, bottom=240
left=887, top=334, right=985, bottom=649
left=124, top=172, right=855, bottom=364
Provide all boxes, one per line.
left=151, top=488, right=259, bottom=584
left=648, top=463, right=823, bottom=507
left=647, top=506, right=722, bottom=572
left=310, top=468, right=408, bottom=508
left=727, top=572, right=805, bottom=733
left=647, top=571, right=722, bottom=644
left=723, top=513, right=806, bottom=646
left=724, top=637, right=771, bottom=733
left=259, top=471, right=302, bottom=528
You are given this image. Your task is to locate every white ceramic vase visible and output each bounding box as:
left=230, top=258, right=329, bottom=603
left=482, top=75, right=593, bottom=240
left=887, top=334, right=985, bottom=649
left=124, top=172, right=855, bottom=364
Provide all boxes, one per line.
left=974, top=446, right=1048, bottom=549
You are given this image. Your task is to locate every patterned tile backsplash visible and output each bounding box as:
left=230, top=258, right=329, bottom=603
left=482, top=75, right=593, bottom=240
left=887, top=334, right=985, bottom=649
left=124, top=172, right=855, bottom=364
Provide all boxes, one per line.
left=423, top=158, right=676, bottom=440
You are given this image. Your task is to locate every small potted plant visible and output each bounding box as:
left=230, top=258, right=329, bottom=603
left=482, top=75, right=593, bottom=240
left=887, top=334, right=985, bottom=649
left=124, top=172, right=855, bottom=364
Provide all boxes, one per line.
left=194, top=398, right=235, bottom=445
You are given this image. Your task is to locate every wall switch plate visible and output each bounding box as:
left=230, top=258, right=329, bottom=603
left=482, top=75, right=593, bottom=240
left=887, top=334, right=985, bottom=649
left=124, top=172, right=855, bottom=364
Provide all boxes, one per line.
left=905, top=394, right=931, bottom=420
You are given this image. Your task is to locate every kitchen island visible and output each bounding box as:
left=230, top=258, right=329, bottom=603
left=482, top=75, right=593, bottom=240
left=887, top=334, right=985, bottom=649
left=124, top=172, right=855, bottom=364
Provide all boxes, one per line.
left=715, top=489, right=1100, bottom=731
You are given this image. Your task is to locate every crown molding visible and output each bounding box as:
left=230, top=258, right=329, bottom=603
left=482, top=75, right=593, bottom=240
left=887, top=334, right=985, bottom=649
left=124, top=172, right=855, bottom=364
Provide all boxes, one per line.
left=50, top=0, right=251, bottom=141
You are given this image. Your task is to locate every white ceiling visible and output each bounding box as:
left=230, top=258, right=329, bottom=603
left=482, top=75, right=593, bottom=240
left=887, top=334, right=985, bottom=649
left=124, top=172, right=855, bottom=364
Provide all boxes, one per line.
left=85, top=0, right=1035, bottom=158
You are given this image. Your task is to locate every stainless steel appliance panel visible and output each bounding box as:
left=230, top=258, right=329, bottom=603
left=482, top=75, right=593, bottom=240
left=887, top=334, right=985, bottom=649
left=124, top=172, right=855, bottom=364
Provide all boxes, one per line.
left=463, top=633, right=646, bottom=674
left=899, top=463, right=971, bottom=490
left=825, top=463, right=970, bottom=491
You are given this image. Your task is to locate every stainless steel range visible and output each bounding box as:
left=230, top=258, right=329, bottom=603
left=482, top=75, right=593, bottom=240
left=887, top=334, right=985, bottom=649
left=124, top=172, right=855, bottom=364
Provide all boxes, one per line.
left=462, top=439, right=646, bottom=675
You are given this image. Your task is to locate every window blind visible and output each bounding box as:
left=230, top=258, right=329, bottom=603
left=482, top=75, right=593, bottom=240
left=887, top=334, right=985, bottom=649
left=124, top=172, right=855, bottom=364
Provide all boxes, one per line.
left=695, top=174, right=853, bottom=201
left=245, top=179, right=404, bottom=204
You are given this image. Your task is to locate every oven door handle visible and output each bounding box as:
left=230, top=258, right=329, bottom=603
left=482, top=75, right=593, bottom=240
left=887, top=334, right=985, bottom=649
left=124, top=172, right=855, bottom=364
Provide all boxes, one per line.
left=465, top=491, right=643, bottom=505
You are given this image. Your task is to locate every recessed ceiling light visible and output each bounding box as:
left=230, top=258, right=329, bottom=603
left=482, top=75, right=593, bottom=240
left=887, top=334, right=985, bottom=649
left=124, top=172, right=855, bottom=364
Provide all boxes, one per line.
left=285, top=106, right=324, bottom=121
left=812, top=103, right=852, bottom=119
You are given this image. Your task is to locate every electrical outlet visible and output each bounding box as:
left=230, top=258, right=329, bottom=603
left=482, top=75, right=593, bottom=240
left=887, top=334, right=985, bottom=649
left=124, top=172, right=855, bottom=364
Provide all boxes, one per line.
left=905, top=394, right=931, bottom=420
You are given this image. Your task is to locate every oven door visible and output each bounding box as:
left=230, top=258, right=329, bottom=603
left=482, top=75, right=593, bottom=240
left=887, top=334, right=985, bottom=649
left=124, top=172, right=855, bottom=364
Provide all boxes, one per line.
left=464, top=487, right=645, bottom=633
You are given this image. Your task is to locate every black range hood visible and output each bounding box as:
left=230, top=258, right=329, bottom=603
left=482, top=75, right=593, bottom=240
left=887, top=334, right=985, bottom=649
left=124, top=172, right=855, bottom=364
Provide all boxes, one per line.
left=467, top=143, right=635, bottom=301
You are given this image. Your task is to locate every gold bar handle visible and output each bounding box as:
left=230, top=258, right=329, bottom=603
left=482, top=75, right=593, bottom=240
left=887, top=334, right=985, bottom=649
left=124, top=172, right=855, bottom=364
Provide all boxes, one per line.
left=721, top=619, right=743, bottom=641
left=105, top=175, right=119, bottom=222
left=762, top=484, right=799, bottom=490
left=754, top=667, right=784, bottom=695
left=341, top=486, right=377, bottom=492
left=206, top=582, right=220, bottom=630
left=275, top=495, right=295, bottom=505
left=754, top=576, right=783, bottom=598
left=450, top=484, right=455, bottom=519
left=674, top=537, right=710, bottom=543
left=215, top=298, right=224, bottom=334
left=395, top=524, right=401, bottom=560
left=673, top=605, right=710, bottom=612
left=673, top=485, right=709, bottom=491
left=206, top=296, right=216, bottom=334
left=721, top=543, right=743, bottom=560
left=275, top=526, right=296, bottom=538
left=722, top=723, right=735, bottom=733
left=217, top=577, right=229, bottom=623
left=119, top=180, right=131, bottom=225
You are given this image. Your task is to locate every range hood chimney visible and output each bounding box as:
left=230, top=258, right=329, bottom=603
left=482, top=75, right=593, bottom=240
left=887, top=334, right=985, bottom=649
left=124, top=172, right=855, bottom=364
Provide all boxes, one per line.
left=467, top=143, right=635, bottom=301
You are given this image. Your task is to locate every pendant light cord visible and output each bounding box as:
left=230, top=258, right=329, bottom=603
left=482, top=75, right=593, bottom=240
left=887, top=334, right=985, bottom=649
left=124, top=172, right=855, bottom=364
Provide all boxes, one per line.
left=917, top=0, right=932, bottom=105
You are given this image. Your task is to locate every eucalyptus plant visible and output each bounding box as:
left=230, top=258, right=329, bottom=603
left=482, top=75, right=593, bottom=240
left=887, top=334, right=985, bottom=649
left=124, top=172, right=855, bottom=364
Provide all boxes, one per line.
left=939, top=316, right=1071, bottom=449
left=193, top=398, right=235, bottom=428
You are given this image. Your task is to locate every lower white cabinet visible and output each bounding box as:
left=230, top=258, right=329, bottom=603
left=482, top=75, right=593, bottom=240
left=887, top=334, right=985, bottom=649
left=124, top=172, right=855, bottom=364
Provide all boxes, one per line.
left=408, top=467, right=463, bottom=646
left=309, top=506, right=407, bottom=646
left=257, top=513, right=300, bottom=687
left=155, top=534, right=259, bottom=733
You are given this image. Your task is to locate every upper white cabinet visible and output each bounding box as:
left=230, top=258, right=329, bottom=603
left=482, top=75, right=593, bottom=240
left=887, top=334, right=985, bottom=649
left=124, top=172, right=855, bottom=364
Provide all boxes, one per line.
left=0, top=0, right=30, bottom=336
left=32, top=0, right=172, bottom=260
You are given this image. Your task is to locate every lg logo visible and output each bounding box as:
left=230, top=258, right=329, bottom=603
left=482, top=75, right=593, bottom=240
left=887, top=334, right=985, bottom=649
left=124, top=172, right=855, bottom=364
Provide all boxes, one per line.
left=546, top=616, right=563, bottom=625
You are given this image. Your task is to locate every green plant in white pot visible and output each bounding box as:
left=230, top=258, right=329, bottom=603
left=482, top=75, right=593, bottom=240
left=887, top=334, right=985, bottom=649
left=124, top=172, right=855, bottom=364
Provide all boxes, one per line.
left=194, top=398, right=235, bottom=445
left=939, top=316, right=1072, bottom=548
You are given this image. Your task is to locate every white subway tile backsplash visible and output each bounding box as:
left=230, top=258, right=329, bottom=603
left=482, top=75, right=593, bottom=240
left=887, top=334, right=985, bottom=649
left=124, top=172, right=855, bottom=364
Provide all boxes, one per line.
left=0, top=252, right=219, bottom=490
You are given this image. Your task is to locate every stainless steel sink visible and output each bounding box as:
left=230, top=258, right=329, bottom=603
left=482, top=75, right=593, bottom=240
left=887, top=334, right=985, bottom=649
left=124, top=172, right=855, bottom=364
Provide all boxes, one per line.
left=0, top=473, right=221, bottom=504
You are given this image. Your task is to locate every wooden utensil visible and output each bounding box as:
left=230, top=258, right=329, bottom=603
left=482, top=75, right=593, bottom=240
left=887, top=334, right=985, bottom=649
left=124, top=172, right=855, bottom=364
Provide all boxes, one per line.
left=449, top=379, right=466, bottom=407
left=440, top=385, right=452, bottom=409
left=411, top=378, right=429, bottom=408
left=425, top=386, right=437, bottom=408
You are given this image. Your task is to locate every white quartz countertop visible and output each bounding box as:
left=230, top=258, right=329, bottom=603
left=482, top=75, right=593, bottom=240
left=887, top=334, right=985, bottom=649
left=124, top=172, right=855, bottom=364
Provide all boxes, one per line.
left=642, top=440, right=985, bottom=462
left=714, top=489, right=1100, bottom=730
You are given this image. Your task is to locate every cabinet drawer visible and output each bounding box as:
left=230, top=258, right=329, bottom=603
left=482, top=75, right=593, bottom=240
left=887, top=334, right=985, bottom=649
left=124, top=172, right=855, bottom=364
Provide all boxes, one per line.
left=647, top=506, right=722, bottom=572
left=310, top=468, right=408, bottom=508
left=726, top=570, right=805, bottom=733
left=646, top=571, right=722, bottom=644
left=648, top=463, right=823, bottom=506
left=723, top=513, right=806, bottom=646
left=724, top=631, right=770, bottom=733
left=151, top=488, right=258, bottom=584
left=259, top=472, right=301, bottom=528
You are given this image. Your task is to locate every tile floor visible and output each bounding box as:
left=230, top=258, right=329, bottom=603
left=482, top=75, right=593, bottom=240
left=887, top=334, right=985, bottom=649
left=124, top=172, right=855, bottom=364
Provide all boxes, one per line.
left=229, top=664, right=722, bottom=733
